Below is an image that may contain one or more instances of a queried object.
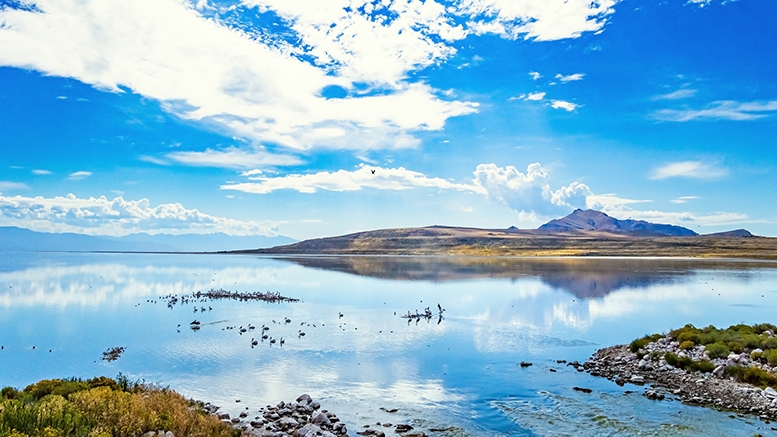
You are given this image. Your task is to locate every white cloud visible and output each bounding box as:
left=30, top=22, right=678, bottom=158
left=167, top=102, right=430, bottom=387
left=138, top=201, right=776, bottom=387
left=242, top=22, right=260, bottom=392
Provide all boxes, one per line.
left=649, top=161, right=728, bottom=180
left=0, top=181, right=30, bottom=192
left=586, top=193, right=651, bottom=209
left=222, top=163, right=476, bottom=194
left=653, top=89, right=696, bottom=101
left=0, top=0, right=618, bottom=156
left=223, top=161, right=591, bottom=217
left=0, top=193, right=279, bottom=236
left=671, top=196, right=699, bottom=204
left=462, top=206, right=474, bottom=213
left=471, top=163, right=590, bottom=215
left=549, top=100, right=579, bottom=111
left=32, top=169, right=52, bottom=175
left=652, top=100, right=777, bottom=122
left=599, top=204, right=748, bottom=228
left=459, top=0, right=619, bottom=42
left=0, top=0, right=476, bottom=154
left=524, top=92, right=546, bottom=101
left=138, top=155, right=169, bottom=166
left=166, top=147, right=303, bottom=169
left=67, top=171, right=92, bottom=181
left=555, top=73, right=585, bottom=82
left=529, top=71, right=541, bottom=80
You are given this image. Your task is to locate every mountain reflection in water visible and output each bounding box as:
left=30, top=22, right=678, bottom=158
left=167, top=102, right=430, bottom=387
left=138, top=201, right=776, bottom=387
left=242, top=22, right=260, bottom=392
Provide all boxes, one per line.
left=271, top=256, right=768, bottom=299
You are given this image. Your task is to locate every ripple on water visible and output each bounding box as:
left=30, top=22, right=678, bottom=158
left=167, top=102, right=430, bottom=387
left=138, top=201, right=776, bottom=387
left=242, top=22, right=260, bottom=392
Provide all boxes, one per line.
left=494, top=390, right=770, bottom=437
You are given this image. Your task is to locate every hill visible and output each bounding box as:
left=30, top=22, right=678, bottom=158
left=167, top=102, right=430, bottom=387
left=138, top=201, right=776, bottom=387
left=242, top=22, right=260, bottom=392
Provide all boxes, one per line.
left=241, top=210, right=775, bottom=259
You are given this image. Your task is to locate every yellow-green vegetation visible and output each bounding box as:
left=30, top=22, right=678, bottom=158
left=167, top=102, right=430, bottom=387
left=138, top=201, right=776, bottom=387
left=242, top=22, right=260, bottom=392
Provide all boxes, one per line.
left=631, top=323, right=777, bottom=388
left=0, top=375, right=240, bottom=437
left=669, top=323, right=777, bottom=356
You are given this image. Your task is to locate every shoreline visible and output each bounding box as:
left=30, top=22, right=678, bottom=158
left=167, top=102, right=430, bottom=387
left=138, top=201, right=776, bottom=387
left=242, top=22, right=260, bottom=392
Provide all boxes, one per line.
left=582, top=344, right=777, bottom=422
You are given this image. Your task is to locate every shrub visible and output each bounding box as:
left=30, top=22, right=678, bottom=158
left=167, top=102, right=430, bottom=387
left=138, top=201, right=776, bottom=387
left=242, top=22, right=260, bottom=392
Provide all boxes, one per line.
left=664, top=353, right=715, bottom=373
left=679, top=340, right=695, bottom=351
left=725, top=365, right=777, bottom=389
left=705, top=342, right=730, bottom=359
left=1, top=387, right=18, bottom=400
left=764, top=349, right=777, bottom=366
left=761, top=337, right=777, bottom=350
left=751, top=350, right=764, bottom=361
left=629, top=333, right=663, bottom=353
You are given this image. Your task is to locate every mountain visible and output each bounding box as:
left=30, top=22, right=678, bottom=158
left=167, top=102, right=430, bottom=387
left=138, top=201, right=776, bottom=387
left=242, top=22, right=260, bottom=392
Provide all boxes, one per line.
left=0, top=227, right=295, bottom=252
left=703, top=229, right=754, bottom=238
left=538, top=209, right=698, bottom=237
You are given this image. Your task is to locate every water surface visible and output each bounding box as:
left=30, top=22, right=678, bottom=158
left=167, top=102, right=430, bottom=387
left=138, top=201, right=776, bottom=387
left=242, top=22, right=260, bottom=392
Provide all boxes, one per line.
left=1, top=253, right=776, bottom=436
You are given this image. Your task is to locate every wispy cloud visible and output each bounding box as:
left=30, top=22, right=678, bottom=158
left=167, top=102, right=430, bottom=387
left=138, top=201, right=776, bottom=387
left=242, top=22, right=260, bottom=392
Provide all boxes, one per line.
left=555, top=73, right=585, bottom=82
left=222, top=164, right=476, bottom=194
left=652, top=89, right=696, bottom=101
left=550, top=100, right=580, bottom=111
left=32, top=169, right=52, bottom=175
left=224, top=162, right=591, bottom=217
left=0, top=181, right=31, bottom=192
left=67, top=171, right=92, bottom=181
left=166, top=147, right=303, bottom=169
left=0, top=0, right=617, bottom=154
left=524, top=92, right=546, bottom=101
left=0, top=193, right=279, bottom=236
left=652, top=100, right=777, bottom=122
left=649, top=161, right=728, bottom=180
left=670, top=196, right=699, bottom=204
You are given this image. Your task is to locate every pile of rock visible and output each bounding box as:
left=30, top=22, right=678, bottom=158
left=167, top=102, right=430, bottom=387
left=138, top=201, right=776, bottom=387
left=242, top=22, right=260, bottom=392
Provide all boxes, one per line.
left=584, top=342, right=777, bottom=421
left=209, top=394, right=347, bottom=437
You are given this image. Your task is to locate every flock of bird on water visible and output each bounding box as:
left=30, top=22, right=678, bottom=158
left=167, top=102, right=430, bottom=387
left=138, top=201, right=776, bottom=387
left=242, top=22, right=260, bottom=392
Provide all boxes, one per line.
left=0, top=287, right=445, bottom=355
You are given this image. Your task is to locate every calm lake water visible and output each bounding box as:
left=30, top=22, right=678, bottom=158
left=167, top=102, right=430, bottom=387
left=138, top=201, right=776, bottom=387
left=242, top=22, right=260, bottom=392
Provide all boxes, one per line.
left=2, top=253, right=777, bottom=436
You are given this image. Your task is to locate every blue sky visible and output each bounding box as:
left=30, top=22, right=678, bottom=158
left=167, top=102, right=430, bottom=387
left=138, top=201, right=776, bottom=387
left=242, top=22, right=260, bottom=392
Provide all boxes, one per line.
left=1, top=0, right=776, bottom=240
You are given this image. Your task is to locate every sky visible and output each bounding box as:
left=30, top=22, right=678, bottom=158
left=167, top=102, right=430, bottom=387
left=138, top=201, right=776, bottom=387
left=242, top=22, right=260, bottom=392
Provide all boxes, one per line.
left=0, top=0, right=776, bottom=240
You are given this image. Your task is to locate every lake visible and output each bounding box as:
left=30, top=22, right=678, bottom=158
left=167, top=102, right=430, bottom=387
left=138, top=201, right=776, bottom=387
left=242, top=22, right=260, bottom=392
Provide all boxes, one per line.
left=1, top=253, right=777, bottom=436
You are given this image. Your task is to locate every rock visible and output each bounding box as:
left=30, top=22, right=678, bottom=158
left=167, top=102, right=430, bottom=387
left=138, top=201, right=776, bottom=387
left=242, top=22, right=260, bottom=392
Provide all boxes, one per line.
left=644, top=390, right=665, bottom=401
left=239, top=411, right=248, bottom=418
left=713, top=365, right=726, bottom=376
left=311, top=411, right=331, bottom=426
left=404, top=433, right=426, bottom=437
left=310, top=401, right=321, bottom=410
left=250, top=421, right=263, bottom=428
left=629, top=375, right=645, bottom=384
left=230, top=417, right=241, bottom=423
left=519, top=361, right=532, bottom=367
left=296, top=423, right=323, bottom=437
left=395, top=424, right=414, bottom=433
left=296, top=394, right=313, bottom=406
left=764, top=387, right=777, bottom=399
left=278, top=408, right=293, bottom=416
left=573, top=387, right=593, bottom=393
left=280, top=417, right=300, bottom=429
left=142, top=433, right=156, bottom=437
left=217, top=413, right=230, bottom=420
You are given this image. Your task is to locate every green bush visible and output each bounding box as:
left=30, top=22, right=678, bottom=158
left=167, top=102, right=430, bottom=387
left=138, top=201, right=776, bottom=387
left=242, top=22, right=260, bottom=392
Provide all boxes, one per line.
left=679, top=340, right=695, bottom=351
left=725, top=365, right=777, bottom=389
left=664, top=353, right=715, bottom=373
left=705, top=342, right=730, bottom=359
left=764, top=349, right=777, bottom=366
left=0, top=387, right=18, bottom=400
left=629, top=333, right=663, bottom=353
left=751, top=350, right=764, bottom=361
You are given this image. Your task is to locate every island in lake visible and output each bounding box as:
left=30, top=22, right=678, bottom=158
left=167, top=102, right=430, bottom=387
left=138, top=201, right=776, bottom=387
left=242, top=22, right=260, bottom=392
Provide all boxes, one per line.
left=237, top=209, right=777, bottom=260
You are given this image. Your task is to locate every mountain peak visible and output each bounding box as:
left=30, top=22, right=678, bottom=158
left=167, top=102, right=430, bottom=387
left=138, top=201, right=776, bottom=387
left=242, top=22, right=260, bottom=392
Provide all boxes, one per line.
left=538, top=209, right=698, bottom=237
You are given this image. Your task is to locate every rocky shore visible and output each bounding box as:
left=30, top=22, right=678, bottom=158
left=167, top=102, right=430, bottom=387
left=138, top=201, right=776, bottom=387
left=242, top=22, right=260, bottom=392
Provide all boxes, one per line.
left=582, top=341, right=777, bottom=422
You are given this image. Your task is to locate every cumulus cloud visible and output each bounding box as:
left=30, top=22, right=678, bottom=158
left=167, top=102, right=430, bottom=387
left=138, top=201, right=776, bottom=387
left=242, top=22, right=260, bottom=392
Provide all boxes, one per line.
left=0, top=193, right=279, bottom=236
left=529, top=71, right=541, bottom=80
left=652, top=100, right=777, bottom=122
left=524, top=92, right=546, bottom=101
left=221, top=163, right=476, bottom=194
left=550, top=100, right=579, bottom=111
left=471, top=163, right=590, bottom=215
left=67, top=171, right=92, bottom=181
left=649, top=161, right=728, bottom=180
left=555, top=73, right=585, bottom=82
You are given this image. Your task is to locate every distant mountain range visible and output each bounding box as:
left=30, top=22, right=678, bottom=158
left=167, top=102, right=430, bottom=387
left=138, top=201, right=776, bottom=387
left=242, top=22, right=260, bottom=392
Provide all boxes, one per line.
left=0, top=226, right=295, bottom=252
left=538, top=209, right=753, bottom=238
left=242, top=209, right=767, bottom=259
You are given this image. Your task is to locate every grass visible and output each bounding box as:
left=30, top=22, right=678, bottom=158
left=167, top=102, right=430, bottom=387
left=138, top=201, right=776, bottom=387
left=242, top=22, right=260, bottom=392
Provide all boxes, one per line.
left=0, top=375, right=241, bottom=437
